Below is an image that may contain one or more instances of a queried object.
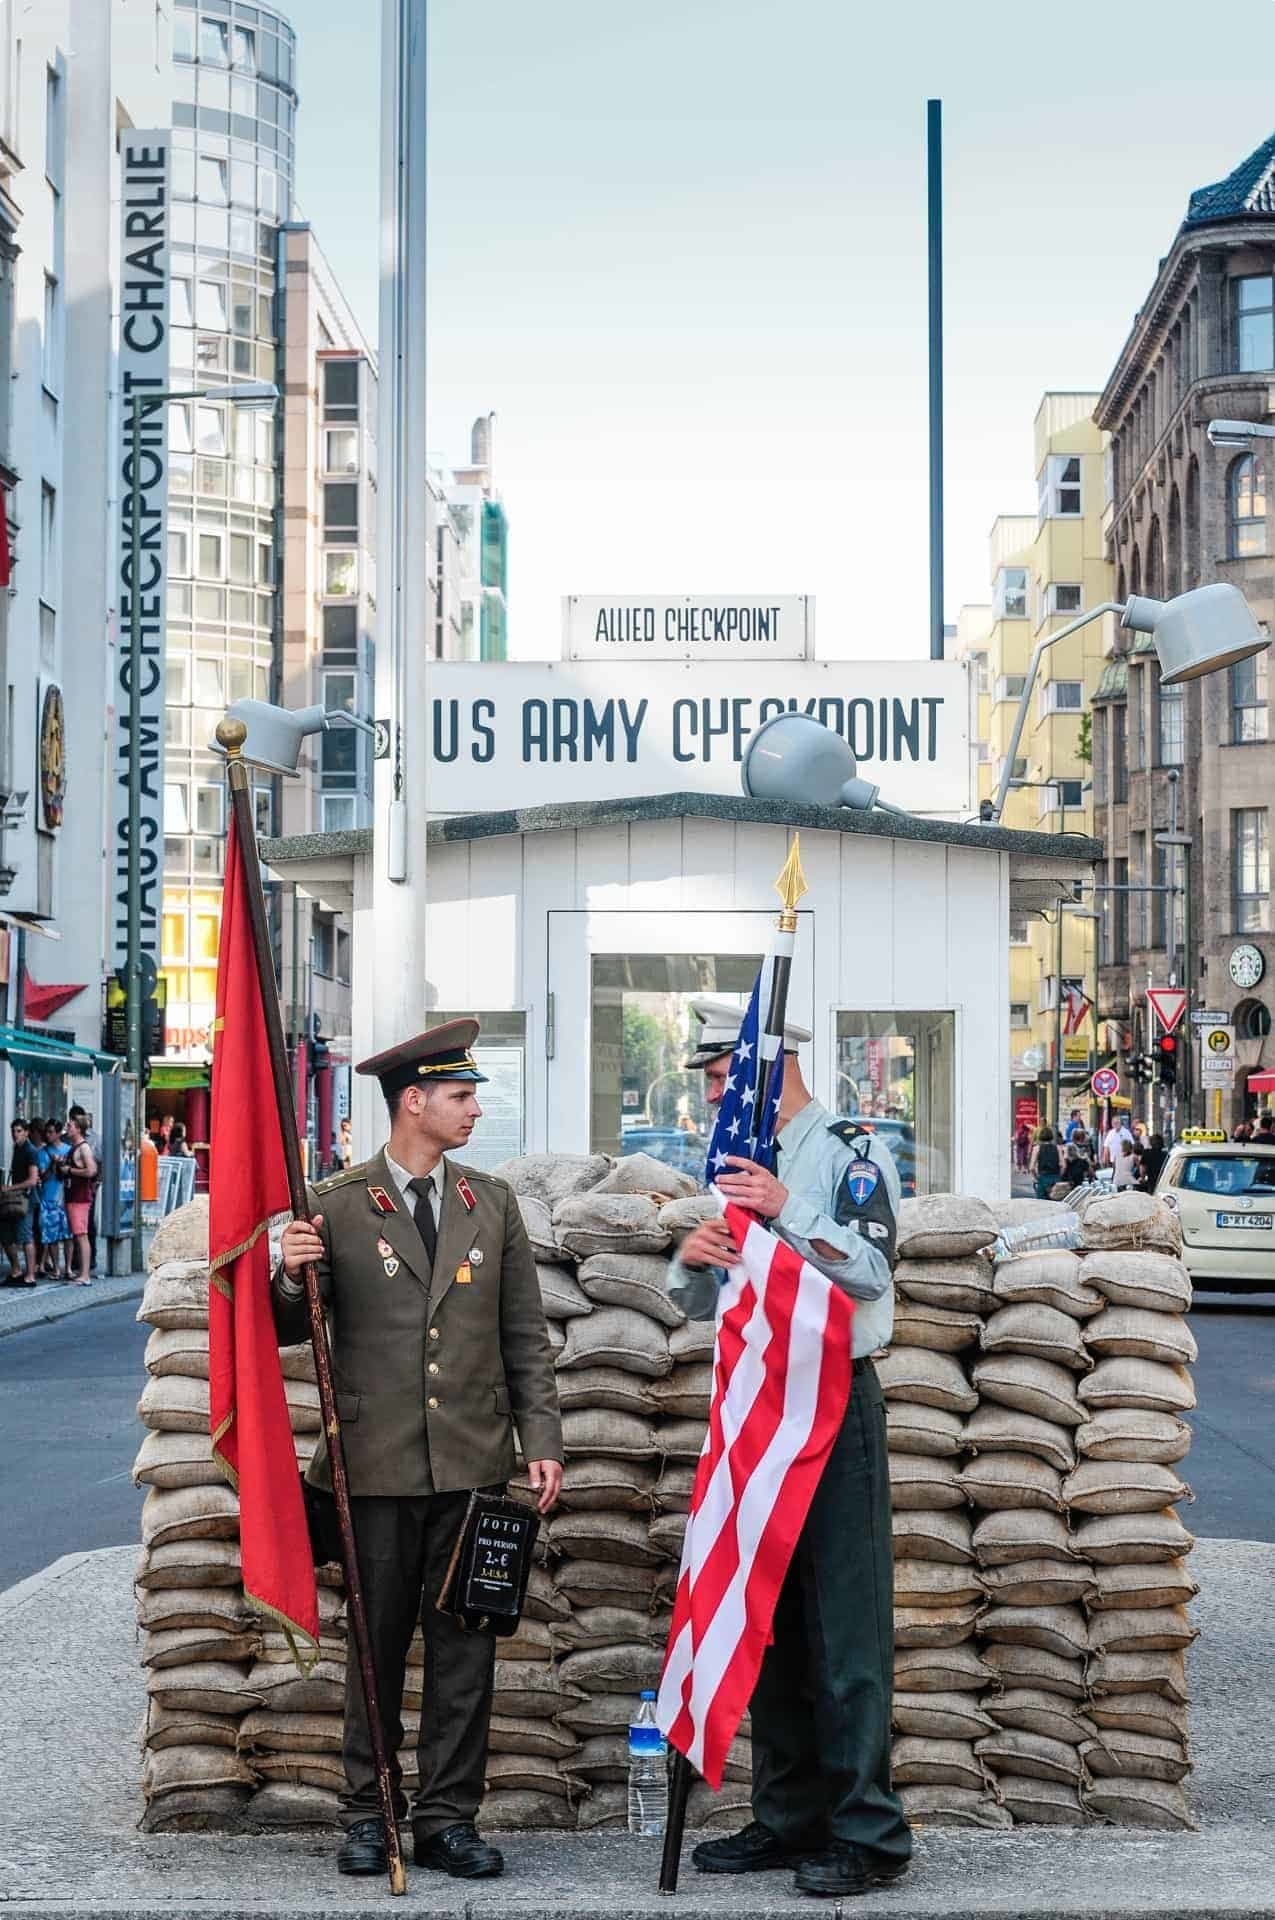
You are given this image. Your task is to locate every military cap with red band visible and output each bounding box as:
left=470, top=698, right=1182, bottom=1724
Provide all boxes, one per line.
left=355, top=1018, right=488, bottom=1095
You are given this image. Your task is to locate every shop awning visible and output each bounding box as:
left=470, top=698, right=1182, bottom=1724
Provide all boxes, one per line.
left=22, top=978, right=85, bottom=1022
left=148, top=1060, right=211, bottom=1091
left=0, top=1025, right=120, bottom=1078
left=1247, top=1070, right=1275, bottom=1094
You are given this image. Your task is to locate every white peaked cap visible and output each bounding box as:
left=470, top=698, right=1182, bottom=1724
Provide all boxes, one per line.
left=684, top=994, right=812, bottom=1070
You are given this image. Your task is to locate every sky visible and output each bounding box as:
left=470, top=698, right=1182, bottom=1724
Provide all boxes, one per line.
left=288, top=0, right=1275, bottom=664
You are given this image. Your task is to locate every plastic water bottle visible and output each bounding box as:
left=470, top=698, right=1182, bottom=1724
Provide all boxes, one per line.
left=627, top=1690, right=668, bottom=1836
left=991, top=1210, right=1082, bottom=1262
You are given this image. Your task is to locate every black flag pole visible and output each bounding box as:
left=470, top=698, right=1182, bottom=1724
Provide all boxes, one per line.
left=656, top=838, right=807, bottom=1896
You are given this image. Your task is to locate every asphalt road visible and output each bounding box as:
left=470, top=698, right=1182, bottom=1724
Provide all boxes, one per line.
left=0, top=1288, right=1272, bottom=1593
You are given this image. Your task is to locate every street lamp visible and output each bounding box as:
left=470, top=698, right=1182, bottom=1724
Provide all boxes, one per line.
left=124, top=380, right=277, bottom=1275
left=214, top=696, right=388, bottom=775
left=1206, top=418, right=1275, bottom=448
left=982, top=585, right=1267, bottom=824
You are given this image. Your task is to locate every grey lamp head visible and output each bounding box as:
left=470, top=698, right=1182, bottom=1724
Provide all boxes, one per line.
left=214, top=698, right=327, bottom=775
left=741, top=712, right=882, bottom=811
left=1122, top=583, right=1267, bottom=687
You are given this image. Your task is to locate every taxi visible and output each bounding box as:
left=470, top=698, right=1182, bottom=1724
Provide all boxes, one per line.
left=1156, top=1133, right=1275, bottom=1290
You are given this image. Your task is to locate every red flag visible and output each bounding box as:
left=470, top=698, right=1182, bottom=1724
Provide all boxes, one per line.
left=656, top=1202, right=853, bottom=1788
left=208, top=808, right=319, bottom=1664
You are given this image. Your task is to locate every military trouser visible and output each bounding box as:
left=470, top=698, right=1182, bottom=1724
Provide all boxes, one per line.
left=341, top=1490, right=498, bottom=1837
left=750, top=1360, right=912, bottom=1863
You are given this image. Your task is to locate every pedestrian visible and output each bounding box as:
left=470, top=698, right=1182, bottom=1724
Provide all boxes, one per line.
left=668, top=996, right=911, bottom=1901
left=69, top=1106, right=103, bottom=1278
left=36, top=1120, right=72, bottom=1280
left=1135, top=1132, right=1168, bottom=1193
left=165, top=1122, right=192, bottom=1156
left=62, top=1116, right=97, bottom=1285
left=1030, top=1125, right=1063, bottom=1199
left=1233, top=1121, right=1253, bottom=1142
left=1013, top=1120, right=1031, bottom=1170
left=338, top=1115, right=353, bottom=1169
left=1063, top=1126, right=1092, bottom=1187
left=275, top=1019, right=562, bottom=1882
left=1102, top=1115, right=1138, bottom=1190
left=1064, top=1107, right=1084, bottom=1143
left=1, top=1119, right=41, bottom=1286
left=1254, top=1112, right=1275, bottom=1145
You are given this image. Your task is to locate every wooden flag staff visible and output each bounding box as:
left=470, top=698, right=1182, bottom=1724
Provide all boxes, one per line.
left=217, top=717, right=407, bottom=1896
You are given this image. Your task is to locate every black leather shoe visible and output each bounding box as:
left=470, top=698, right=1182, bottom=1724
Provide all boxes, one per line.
left=794, top=1843, right=910, bottom=1898
left=414, top=1822, right=504, bottom=1878
left=692, top=1820, right=812, bottom=1875
left=337, top=1818, right=387, bottom=1876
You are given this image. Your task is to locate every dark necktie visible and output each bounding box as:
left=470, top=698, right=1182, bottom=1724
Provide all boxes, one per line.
left=408, top=1175, right=438, bottom=1267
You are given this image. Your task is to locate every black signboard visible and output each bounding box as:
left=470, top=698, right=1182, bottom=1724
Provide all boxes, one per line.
left=436, top=1491, right=540, bottom=1636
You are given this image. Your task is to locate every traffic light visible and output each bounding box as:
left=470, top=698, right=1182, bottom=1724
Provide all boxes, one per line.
left=309, top=1031, right=331, bottom=1074
left=1128, top=1052, right=1155, bottom=1085
left=1156, top=1034, right=1178, bottom=1087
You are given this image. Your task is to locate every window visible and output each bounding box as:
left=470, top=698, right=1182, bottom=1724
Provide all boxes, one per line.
left=1229, top=454, right=1268, bottom=558
left=195, top=784, right=224, bottom=835
left=193, top=656, right=225, bottom=707
left=313, top=917, right=334, bottom=977
left=1038, top=454, right=1082, bottom=520
left=1093, top=707, right=1108, bottom=804
left=1234, top=274, right=1275, bottom=373
left=325, top=549, right=357, bottom=596
left=228, top=532, right=253, bottom=583
left=1232, top=650, right=1269, bottom=742
left=323, top=360, right=359, bottom=421
left=196, top=279, right=228, bottom=329
left=321, top=793, right=356, bottom=832
left=194, top=406, right=226, bottom=456
left=1112, top=704, right=1128, bottom=803
left=1130, top=831, right=1148, bottom=949
left=1009, top=915, right=1030, bottom=946
left=1234, top=807, right=1270, bottom=933
left=1151, top=840, right=1168, bottom=950
left=1130, top=668, right=1146, bottom=771
left=45, top=65, right=63, bottom=190
left=198, top=156, right=229, bottom=205
left=164, top=781, right=190, bottom=834
left=325, top=429, right=358, bottom=473
left=993, top=567, right=1028, bottom=620
left=1010, top=1002, right=1030, bottom=1028
left=231, top=24, right=257, bottom=70
left=1100, top=856, right=1129, bottom=966
left=1048, top=583, right=1083, bottom=615
left=40, top=483, right=55, bottom=603
left=323, top=482, right=358, bottom=540
left=200, top=18, right=229, bottom=64
left=336, top=927, right=351, bottom=985
left=253, top=788, right=273, bottom=838
left=1055, top=778, right=1083, bottom=810
left=42, top=274, right=60, bottom=393
left=835, top=1008, right=955, bottom=1196
left=993, top=673, right=1026, bottom=703
left=168, top=527, right=191, bottom=575
left=1040, top=679, right=1083, bottom=715
left=323, top=603, right=358, bottom=662
left=198, top=530, right=224, bottom=578
left=324, top=672, right=355, bottom=718
left=1156, top=673, right=1184, bottom=765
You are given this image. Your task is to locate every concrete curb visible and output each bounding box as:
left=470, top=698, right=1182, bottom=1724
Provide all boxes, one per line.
left=0, top=1271, right=143, bottom=1339
left=0, top=1547, right=121, bottom=1622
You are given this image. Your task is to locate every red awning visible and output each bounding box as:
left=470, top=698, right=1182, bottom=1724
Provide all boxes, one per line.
left=22, top=978, right=85, bottom=1022
left=1247, top=1070, right=1275, bottom=1094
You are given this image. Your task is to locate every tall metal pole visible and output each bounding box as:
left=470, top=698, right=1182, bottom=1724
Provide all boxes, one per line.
left=927, top=98, right=944, bottom=661
left=126, top=402, right=146, bottom=1276
left=1051, top=904, right=1064, bottom=1131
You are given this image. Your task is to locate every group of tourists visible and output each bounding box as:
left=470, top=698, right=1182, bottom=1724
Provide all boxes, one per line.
left=1, top=1108, right=100, bottom=1287
left=1025, top=1110, right=1167, bottom=1199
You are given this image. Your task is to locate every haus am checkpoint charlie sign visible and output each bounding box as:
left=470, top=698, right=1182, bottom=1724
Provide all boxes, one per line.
left=423, top=658, right=971, bottom=816
left=563, top=594, right=814, bottom=661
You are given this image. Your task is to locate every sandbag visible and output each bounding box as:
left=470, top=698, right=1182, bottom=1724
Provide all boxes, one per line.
left=892, top=1509, right=974, bottom=1564
left=971, top=1354, right=1084, bottom=1428
left=886, top=1403, right=965, bottom=1458
left=537, top=1264, right=593, bottom=1320
left=253, top=1753, right=345, bottom=1793
left=147, top=1704, right=241, bottom=1751
left=897, top=1784, right=1012, bottom=1829
left=138, top=1259, right=211, bottom=1331
left=1078, top=1358, right=1195, bottom=1415
left=483, top=1788, right=577, bottom=1829
left=137, top=1539, right=242, bottom=1589
left=896, top=1194, right=997, bottom=1259
left=553, top=1193, right=670, bottom=1259
left=493, top=1153, right=611, bottom=1205
left=555, top=1367, right=652, bottom=1417
left=979, top=1559, right=1096, bottom=1609
left=1085, top=1607, right=1198, bottom=1655
left=887, top=1454, right=966, bottom=1511
left=1088, top=1560, right=1198, bottom=1613
left=553, top=1559, right=665, bottom=1611
left=994, top=1774, right=1088, bottom=1826
left=148, top=1196, right=210, bottom=1265
left=981, top=1643, right=1087, bottom=1700
left=1075, top=1408, right=1192, bottom=1465
left=1082, top=1305, right=1197, bottom=1365
left=657, top=1418, right=710, bottom=1462
left=558, top=1458, right=656, bottom=1513
left=876, top=1348, right=978, bottom=1415
left=975, top=1728, right=1086, bottom=1786
left=1078, top=1192, right=1181, bottom=1255
left=560, top=1408, right=656, bottom=1458
left=577, top=1251, right=685, bottom=1327
left=137, top=1588, right=253, bottom=1635
left=649, top=1512, right=687, bottom=1561
left=890, top=1299, right=981, bottom=1354
left=1070, top=1509, right=1195, bottom=1567
left=894, top=1257, right=996, bottom=1315
left=979, top=1303, right=1091, bottom=1372
left=971, top=1509, right=1074, bottom=1567
left=133, top=1430, right=223, bottom=1491
left=243, top=1783, right=339, bottom=1828
left=892, top=1738, right=988, bottom=1791
left=892, top=1691, right=998, bottom=1741
left=553, top=1606, right=658, bottom=1653
left=491, top=1661, right=583, bottom=1720
left=1082, top=1777, right=1193, bottom=1828
left=244, top=1660, right=345, bottom=1714
left=983, top=1688, right=1097, bottom=1746
left=142, top=1744, right=256, bottom=1800
left=522, top=1567, right=571, bottom=1625
left=137, top=1374, right=210, bottom=1434
left=485, top=1752, right=571, bottom=1798
left=893, top=1601, right=986, bottom=1648
left=653, top=1462, right=697, bottom=1514
left=1087, top=1649, right=1189, bottom=1704
left=550, top=1510, right=663, bottom=1568
left=894, top=1644, right=995, bottom=1694
left=146, top=1663, right=262, bottom=1715
left=646, top=1363, right=712, bottom=1419
left=658, top=1194, right=719, bottom=1243
left=558, top=1307, right=672, bottom=1379
left=558, top=1645, right=664, bottom=1696
left=1087, top=1692, right=1190, bottom=1745
left=238, top=1710, right=344, bottom=1756
left=519, top=1197, right=558, bottom=1264
left=283, top=1379, right=322, bottom=1433
left=961, top=1406, right=1075, bottom=1475
left=893, top=1561, right=986, bottom=1608
left=992, top=1251, right=1102, bottom=1320
left=957, top=1453, right=1065, bottom=1514
left=978, top=1604, right=1089, bottom=1661
left=141, top=1485, right=240, bottom=1548
left=1077, top=1249, right=1192, bottom=1314
left=592, top=1153, right=697, bottom=1200
left=144, top=1326, right=211, bottom=1380
left=669, top=1319, right=715, bottom=1363
left=1062, top=1461, right=1192, bottom=1516
left=278, top=1342, right=317, bottom=1383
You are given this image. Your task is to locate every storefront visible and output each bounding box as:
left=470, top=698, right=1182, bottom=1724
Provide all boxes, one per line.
left=264, top=795, right=1099, bottom=1200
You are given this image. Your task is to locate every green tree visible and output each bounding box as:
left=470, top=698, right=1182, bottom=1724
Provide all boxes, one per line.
left=1077, top=710, right=1092, bottom=766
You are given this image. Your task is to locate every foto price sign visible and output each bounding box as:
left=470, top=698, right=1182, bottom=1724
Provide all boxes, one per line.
left=1092, top=1067, right=1120, bottom=1098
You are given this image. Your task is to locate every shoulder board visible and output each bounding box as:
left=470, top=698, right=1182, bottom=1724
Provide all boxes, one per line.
left=449, top=1158, right=496, bottom=1188
left=826, top=1120, right=874, bottom=1153
left=312, top=1163, right=368, bottom=1196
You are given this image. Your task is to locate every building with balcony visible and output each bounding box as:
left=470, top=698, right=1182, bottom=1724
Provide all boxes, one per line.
left=1093, top=128, right=1275, bottom=1129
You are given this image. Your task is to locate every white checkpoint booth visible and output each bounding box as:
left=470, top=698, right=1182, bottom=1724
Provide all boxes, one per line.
left=264, top=794, right=1099, bottom=1203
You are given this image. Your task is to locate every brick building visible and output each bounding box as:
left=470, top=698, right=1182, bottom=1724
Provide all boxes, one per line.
left=1092, top=130, right=1275, bottom=1129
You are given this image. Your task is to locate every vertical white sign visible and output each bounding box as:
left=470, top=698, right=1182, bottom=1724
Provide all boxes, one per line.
left=112, top=134, right=171, bottom=971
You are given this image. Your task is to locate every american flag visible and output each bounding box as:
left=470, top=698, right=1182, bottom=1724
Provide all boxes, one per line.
left=656, top=1200, right=854, bottom=1788
left=1062, top=982, right=1092, bottom=1037
left=702, top=939, right=791, bottom=1187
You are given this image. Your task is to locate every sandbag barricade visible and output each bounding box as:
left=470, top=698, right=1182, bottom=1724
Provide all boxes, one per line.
left=133, top=1173, right=1196, bottom=1833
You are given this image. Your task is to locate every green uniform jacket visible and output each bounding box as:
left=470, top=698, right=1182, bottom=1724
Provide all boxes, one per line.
left=272, top=1147, right=562, bottom=1497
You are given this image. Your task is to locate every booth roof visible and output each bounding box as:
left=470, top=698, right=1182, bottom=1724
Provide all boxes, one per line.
left=262, top=791, right=1103, bottom=866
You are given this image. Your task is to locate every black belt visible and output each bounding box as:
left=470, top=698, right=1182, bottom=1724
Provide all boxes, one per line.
left=852, top=1355, right=875, bottom=1376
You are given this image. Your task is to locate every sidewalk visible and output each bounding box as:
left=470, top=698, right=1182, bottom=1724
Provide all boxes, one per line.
left=0, top=1266, right=145, bottom=1338
left=0, top=1538, right=1272, bottom=1917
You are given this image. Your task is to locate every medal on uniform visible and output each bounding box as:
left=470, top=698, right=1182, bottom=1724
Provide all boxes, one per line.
left=376, top=1233, right=400, bottom=1277
left=455, top=1261, right=473, bottom=1285
left=468, top=1245, right=484, bottom=1268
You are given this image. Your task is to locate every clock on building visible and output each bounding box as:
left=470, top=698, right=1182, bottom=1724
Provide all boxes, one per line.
left=1229, top=943, right=1266, bottom=990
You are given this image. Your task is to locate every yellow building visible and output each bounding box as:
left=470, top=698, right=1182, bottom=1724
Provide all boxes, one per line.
left=957, top=393, right=1113, bottom=1133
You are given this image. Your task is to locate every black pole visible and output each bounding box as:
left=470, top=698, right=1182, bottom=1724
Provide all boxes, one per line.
left=927, top=97, right=944, bottom=661
left=659, top=1750, right=695, bottom=1895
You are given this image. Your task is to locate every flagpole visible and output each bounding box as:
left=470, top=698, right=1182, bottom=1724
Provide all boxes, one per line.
left=658, top=836, right=808, bottom=1896
left=216, top=717, right=407, bottom=1897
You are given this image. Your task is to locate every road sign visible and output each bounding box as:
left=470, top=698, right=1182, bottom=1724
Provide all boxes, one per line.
left=1092, top=1067, right=1119, bottom=1097
left=1200, top=1023, right=1236, bottom=1089
left=1191, top=1008, right=1229, bottom=1025
left=1147, top=988, right=1188, bottom=1035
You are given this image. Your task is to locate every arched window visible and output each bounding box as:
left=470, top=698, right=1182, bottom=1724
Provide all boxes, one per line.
left=1230, top=454, right=1268, bottom=558
left=1146, top=517, right=1164, bottom=599
left=1185, top=457, right=1200, bottom=586
left=1166, top=485, right=1181, bottom=596
left=1130, top=544, right=1142, bottom=597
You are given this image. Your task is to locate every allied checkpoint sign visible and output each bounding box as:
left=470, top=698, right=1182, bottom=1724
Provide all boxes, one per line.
left=563, top=595, right=814, bottom=662
left=423, top=659, right=971, bottom=816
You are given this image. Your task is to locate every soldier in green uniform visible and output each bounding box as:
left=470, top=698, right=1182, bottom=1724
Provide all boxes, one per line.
left=276, top=1020, right=562, bottom=1881
left=670, top=997, right=912, bottom=1900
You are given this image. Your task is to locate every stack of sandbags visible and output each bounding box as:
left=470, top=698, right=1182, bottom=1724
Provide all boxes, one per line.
left=968, top=1190, right=1197, bottom=1830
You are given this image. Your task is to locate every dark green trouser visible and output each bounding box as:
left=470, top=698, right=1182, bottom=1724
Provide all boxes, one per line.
left=750, top=1361, right=911, bottom=1863
left=341, top=1491, right=496, bottom=1838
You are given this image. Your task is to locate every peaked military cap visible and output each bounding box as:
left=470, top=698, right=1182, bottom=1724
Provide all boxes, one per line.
left=355, top=1018, right=488, bottom=1095
left=684, top=995, right=813, bottom=1071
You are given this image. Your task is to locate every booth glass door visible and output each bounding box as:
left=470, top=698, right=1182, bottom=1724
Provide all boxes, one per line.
left=833, top=1009, right=955, bottom=1196
left=547, top=911, right=813, bottom=1163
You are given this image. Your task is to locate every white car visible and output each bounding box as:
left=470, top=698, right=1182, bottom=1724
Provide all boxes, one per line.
left=1157, top=1137, right=1275, bottom=1291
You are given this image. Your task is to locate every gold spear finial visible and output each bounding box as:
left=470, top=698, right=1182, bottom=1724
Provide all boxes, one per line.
left=775, top=835, right=808, bottom=932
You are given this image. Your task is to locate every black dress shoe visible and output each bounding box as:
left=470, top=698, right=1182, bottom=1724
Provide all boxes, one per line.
left=794, top=1842, right=910, bottom=1898
left=414, top=1821, right=503, bottom=1878
left=692, top=1820, right=813, bottom=1875
left=337, top=1818, right=387, bottom=1876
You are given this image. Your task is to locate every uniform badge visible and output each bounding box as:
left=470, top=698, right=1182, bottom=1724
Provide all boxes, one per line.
left=368, top=1185, right=396, bottom=1215
left=456, top=1176, right=476, bottom=1213
left=845, top=1158, right=880, bottom=1208
left=376, top=1236, right=393, bottom=1258
left=455, top=1261, right=473, bottom=1285
left=468, top=1245, right=484, bottom=1268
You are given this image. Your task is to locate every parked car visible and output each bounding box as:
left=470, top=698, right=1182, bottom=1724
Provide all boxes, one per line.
left=1156, top=1139, right=1275, bottom=1291
left=619, top=1124, right=707, bottom=1179
left=835, top=1114, right=917, bottom=1198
